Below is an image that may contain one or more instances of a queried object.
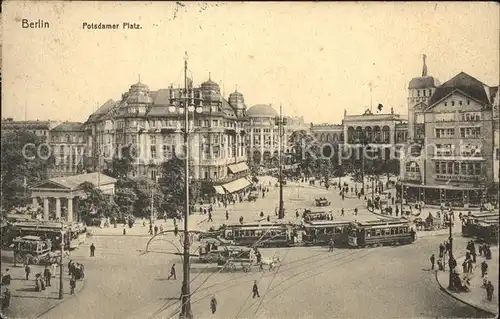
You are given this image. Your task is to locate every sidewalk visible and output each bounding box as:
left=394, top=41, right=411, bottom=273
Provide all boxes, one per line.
left=435, top=247, right=499, bottom=315
left=1, top=262, right=84, bottom=319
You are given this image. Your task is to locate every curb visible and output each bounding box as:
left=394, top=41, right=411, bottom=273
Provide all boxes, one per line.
left=434, top=258, right=497, bottom=317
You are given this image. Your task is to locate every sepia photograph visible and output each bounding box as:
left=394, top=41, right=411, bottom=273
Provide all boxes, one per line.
left=1, top=1, right=499, bottom=319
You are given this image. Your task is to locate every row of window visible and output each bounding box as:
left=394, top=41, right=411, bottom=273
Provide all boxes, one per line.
left=434, top=161, right=483, bottom=176
left=51, top=135, right=85, bottom=144
left=233, top=230, right=285, bottom=237
left=443, top=100, right=471, bottom=107
left=434, top=144, right=482, bottom=157
left=365, top=227, right=409, bottom=237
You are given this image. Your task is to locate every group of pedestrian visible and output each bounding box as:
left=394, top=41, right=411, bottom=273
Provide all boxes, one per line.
left=68, top=260, right=85, bottom=280
left=478, top=243, right=492, bottom=260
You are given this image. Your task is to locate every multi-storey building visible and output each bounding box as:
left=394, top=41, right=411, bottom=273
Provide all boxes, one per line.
left=311, top=109, right=408, bottom=159
left=48, top=122, right=86, bottom=177
left=84, top=76, right=250, bottom=194
left=401, top=58, right=499, bottom=207
left=1, top=118, right=56, bottom=143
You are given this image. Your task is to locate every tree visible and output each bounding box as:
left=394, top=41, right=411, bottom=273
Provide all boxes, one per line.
left=132, top=176, right=165, bottom=218
left=114, top=187, right=138, bottom=218
left=1, top=130, right=54, bottom=211
left=103, top=145, right=134, bottom=179
left=78, top=181, right=117, bottom=219
left=158, top=157, right=201, bottom=217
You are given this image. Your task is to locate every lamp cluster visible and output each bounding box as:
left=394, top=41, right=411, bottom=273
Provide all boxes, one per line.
left=168, top=89, right=204, bottom=114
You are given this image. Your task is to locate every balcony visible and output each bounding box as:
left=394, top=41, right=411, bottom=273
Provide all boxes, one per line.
left=434, top=174, right=484, bottom=182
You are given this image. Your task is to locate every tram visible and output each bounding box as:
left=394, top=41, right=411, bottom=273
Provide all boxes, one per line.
left=222, top=223, right=295, bottom=247
left=461, top=212, right=499, bottom=238
left=347, top=219, right=415, bottom=248
left=7, top=221, right=85, bottom=250
left=473, top=220, right=499, bottom=244
left=302, top=208, right=334, bottom=222
left=302, top=220, right=351, bottom=246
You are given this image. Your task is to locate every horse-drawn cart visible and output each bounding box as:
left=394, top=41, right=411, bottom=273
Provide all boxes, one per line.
left=12, top=235, right=61, bottom=265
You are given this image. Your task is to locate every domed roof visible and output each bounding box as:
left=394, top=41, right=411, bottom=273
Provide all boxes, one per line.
left=229, top=90, right=243, bottom=98
left=131, top=82, right=148, bottom=88
left=228, top=90, right=246, bottom=109
left=201, top=74, right=220, bottom=93
left=408, top=76, right=441, bottom=89
left=247, top=104, right=278, bottom=117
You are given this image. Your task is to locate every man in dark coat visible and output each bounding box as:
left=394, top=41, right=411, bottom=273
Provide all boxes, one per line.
left=481, top=261, right=488, bottom=278
left=25, top=263, right=31, bottom=280
left=90, top=243, right=96, bottom=257
left=168, top=264, right=176, bottom=280
left=252, top=280, right=260, bottom=298
left=43, top=266, right=51, bottom=287
left=70, top=276, right=76, bottom=295
left=210, top=295, right=217, bottom=314
left=430, top=254, right=435, bottom=270
left=486, top=281, right=494, bottom=301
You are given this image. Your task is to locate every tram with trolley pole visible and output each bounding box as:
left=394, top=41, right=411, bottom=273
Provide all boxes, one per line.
left=461, top=212, right=499, bottom=237
left=222, top=222, right=295, bottom=247
left=347, top=219, right=415, bottom=248
left=301, top=220, right=352, bottom=247
left=6, top=221, right=85, bottom=250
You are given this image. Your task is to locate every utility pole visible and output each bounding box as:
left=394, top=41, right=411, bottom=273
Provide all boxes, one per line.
left=448, top=211, right=454, bottom=289
left=168, top=52, right=203, bottom=319
left=59, top=222, right=64, bottom=300
left=276, top=104, right=287, bottom=219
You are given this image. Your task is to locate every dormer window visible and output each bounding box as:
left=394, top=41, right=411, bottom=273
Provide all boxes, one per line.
left=444, top=102, right=447, bottom=106
left=417, top=90, right=420, bottom=97
left=451, top=101, right=455, bottom=106
left=467, top=100, right=470, bottom=105
left=459, top=101, right=463, bottom=106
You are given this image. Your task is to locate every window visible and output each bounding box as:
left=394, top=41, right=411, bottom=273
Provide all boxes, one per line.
left=454, top=162, right=459, bottom=175
left=150, top=135, right=156, bottom=144
left=467, top=100, right=470, bottom=105
left=435, top=128, right=455, bottom=138
left=459, top=101, right=463, bottom=106
left=474, top=163, right=482, bottom=176
left=417, top=90, right=420, bottom=97
left=212, top=120, right=218, bottom=127
left=444, top=102, right=447, bottom=106
left=451, top=101, right=455, bottom=106
left=460, top=127, right=481, bottom=138
left=447, top=163, right=453, bottom=174
left=428, top=89, right=431, bottom=96
left=150, top=145, right=156, bottom=158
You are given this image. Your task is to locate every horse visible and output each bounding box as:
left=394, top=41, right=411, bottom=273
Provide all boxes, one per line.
left=260, top=256, right=281, bottom=271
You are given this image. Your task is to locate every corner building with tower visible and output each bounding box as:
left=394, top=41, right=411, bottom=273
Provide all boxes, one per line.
left=400, top=56, right=499, bottom=208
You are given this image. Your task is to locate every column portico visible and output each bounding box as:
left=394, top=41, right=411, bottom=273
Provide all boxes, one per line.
left=55, top=197, right=61, bottom=219
left=67, top=197, right=74, bottom=222
left=43, top=197, right=49, bottom=221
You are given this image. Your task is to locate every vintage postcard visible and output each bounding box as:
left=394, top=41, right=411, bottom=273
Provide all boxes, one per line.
left=1, top=1, right=499, bottom=319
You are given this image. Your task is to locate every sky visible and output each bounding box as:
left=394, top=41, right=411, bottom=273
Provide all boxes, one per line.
left=2, top=1, right=499, bottom=124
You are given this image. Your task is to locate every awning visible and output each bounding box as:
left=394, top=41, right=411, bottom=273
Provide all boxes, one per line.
left=401, top=182, right=484, bottom=191
left=228, top=162, right=249, bottom=174
left=213, top=185, right=226, bottom=195
left=221, top=177, right=251, bottom=194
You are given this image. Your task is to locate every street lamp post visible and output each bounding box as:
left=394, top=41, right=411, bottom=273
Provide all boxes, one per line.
left=168, top=52, right=203, bottom=319
left=59, top=222, right=64, bottom=300
left=275, top=105, right=287, bottom=219
left=447, top=211, right=454, bottom=290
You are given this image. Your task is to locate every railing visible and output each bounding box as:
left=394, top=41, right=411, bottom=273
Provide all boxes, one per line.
left=434, top=174, right=483, bottom=182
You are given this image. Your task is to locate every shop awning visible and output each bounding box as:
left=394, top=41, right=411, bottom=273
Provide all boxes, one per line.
left=221, top=177, right=252, bottom=194
left=401, top=182, right=484, bottom=191
left=228, top=162, right=249, bottom=174
left=213, top=185, right=226, bottom=195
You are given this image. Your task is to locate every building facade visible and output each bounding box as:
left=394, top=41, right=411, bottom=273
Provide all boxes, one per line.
left=401, top=60, right=499, bottom=207
left=311, top=109, right=408, bottom=159
left=1, top=118, right=56, bottom=143
left=48, top=122, right=86, bottom=178
left=84, top=76, right=250, bottom=194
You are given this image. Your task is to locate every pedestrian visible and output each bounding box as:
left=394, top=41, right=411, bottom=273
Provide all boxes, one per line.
left=168, top=264, right=176, bottom=280
left=90, top=243, right=96, bottom=257
left=437, top=258, right=443, bottom=271
left=481, top=261, right=488, bottom=278
left=149, top=224, right=153, bottom=235
left=39, top=273, right=45, bottom=291
left=210, top=295, right=217, bottom=314
left=43, top=265, right=51, bottom=287
left=159, top=224, right=164, bottom=233
left=1, top=287, right=11, bottom=310
left=35, top=274, right=41, bottom=292
left=467, top=259, right=473, bottom=273
left=2, top=268, right=11, bottom=289
left=430, top=254, right=435, bottom=270
left=486, top=281, right=494, bottom=301
left=154, top=225, right=158, bottom=235
left=52, top=262, right=57, bottom=278
left=252, top=280, right=260, bottom=298
left=68, top=260, right=73, bottom=275
left=208, top=212, right=213, bottom=222
left=354, top=208, right=358, bottom=216
left=341, top=208, right=344, bottom=217
left=25, top=263, right=31, bottom=280
left=439, top=243, right=444, bottom=258
left=226, top=210, right=229, bottom=220
left=328, top=239, right=334, bottom=252
left=70, top=275, right=76, bottom=295
left=462, top=260, right=468, bottom=273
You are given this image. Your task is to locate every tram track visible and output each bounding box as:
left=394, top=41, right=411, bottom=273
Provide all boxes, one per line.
left=166, top=248, right=375, bottom=318
left=243, top=249, right=375, bottom=318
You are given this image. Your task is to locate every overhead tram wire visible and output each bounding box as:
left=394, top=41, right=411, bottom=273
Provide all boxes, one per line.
left=241, top=249, right=375, bottom=317
left=167, top=249, right=362, bottom=319
left=156, top=219, right=301, bottom=318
